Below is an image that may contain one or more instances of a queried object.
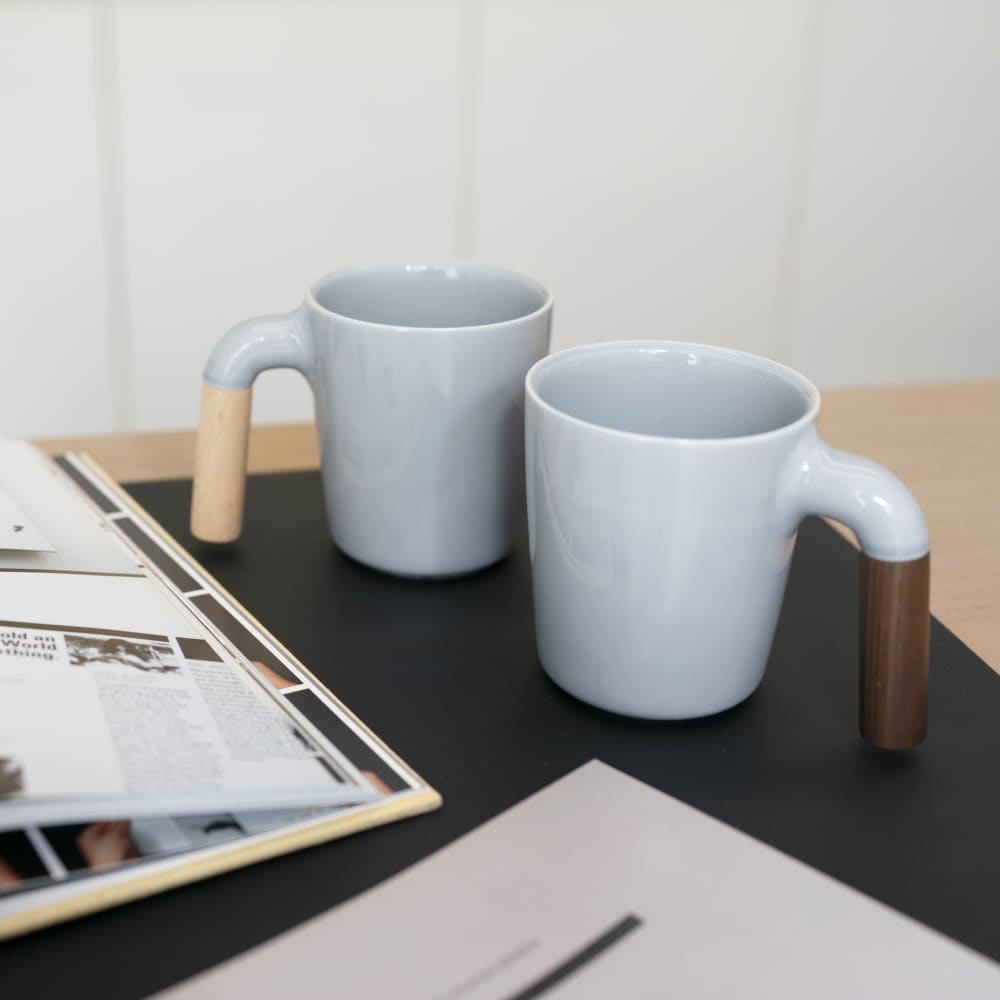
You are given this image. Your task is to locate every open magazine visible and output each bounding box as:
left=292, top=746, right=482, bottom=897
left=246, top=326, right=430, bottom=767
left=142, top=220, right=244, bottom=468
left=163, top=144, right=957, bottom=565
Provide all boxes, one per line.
left=0, top=441, right=440, bottom=939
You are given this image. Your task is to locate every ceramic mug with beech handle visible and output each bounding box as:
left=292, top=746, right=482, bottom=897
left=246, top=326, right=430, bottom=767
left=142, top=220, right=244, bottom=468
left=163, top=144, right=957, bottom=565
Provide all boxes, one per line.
left=192, top=262, right=551, bottom=577
left=525, top=341, right=930, bottom=748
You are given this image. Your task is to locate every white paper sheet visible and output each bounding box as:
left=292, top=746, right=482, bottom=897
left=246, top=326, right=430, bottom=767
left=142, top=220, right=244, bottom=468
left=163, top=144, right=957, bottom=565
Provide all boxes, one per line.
left=0, top=440, right=129, bottom=566
left=161, top=760, right=1000, bottom=1000
left=0, top=485, right=53, bottom=552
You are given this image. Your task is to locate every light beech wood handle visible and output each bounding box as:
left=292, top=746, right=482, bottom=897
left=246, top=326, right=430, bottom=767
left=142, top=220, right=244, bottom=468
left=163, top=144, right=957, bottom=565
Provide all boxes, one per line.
left=859, top=552, right=930, bottom=749
left=191, top=382, right=253, bottom=543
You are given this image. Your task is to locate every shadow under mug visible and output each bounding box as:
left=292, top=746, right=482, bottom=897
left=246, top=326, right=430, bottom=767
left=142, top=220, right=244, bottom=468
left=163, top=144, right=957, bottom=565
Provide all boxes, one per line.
left=192, top=262, right=552, bottom=577
left=525, top=341, right=930, bottom=749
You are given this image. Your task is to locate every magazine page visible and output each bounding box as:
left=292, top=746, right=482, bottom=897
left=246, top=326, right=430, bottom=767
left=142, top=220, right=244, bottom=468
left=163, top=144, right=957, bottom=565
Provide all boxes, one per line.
left=0, top=448, right=441, bottom=941
left=0, top=440, right=375, bottom=825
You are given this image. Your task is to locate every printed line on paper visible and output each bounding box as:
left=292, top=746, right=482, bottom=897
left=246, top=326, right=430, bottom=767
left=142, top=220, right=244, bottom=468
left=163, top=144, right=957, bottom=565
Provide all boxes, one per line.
left=504, top=915, right=643, bottom=1000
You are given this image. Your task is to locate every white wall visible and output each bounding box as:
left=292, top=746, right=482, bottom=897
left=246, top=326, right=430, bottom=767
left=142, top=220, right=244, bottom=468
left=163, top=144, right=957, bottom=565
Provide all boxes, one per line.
left=3, top=0, right=999, bottom=439
left=1, top=3, right=113, bottom=437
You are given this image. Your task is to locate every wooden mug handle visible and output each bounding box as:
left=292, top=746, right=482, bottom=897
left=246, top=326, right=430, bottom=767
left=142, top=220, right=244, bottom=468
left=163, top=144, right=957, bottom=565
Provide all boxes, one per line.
left=859, top=552, right=930, bottom=749
left=788, top=435, right=930, bottom=748
left=190, top=305, right=312, bottom=543
left=191, top=382, right=253, bottom=543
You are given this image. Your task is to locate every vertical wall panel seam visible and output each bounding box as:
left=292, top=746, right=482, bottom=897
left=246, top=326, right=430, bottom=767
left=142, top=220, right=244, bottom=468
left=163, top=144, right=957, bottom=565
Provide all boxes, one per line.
left=92, top=0, right=134, bottom=430
left=770, top=0, right=830, bottom=372
left=453, top=0, right=483, bottom=259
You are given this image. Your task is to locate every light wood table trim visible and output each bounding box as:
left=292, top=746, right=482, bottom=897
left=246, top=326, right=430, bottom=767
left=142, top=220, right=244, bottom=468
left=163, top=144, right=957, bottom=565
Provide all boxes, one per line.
left=35, top=380, right=1000, bottom=669
left=37, top=422, right=320, bottom=483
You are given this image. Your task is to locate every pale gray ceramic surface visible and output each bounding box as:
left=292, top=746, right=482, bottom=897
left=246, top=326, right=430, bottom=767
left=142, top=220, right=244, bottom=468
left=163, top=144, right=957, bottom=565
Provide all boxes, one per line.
left=525, top=341, right=929, bottom=720
left=205, top=262, right=551, bottom=576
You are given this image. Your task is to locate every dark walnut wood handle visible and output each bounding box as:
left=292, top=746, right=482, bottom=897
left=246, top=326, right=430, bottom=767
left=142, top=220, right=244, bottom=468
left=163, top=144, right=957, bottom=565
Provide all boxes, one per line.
left=859, top=552, right=930, bottom=749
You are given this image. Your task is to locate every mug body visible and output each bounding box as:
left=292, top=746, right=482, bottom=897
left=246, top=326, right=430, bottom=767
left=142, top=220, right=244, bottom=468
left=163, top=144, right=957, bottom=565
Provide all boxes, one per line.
left=308, top=263, right=551, bottom=577
left=525, top=341, right=820, bottom=718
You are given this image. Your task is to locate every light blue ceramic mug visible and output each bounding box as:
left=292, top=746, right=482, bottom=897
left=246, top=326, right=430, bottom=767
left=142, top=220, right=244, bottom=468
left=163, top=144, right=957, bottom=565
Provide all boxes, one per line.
left=192, top=262, right=551, bottom=577
left=525, top=341, right=930, bottom=748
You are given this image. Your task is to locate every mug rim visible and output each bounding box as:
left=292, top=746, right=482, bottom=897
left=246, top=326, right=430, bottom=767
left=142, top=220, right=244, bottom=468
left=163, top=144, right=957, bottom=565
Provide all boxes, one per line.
left=305, top=260, right=552, bottom=331
left=525, top=340, right=821, bottom=446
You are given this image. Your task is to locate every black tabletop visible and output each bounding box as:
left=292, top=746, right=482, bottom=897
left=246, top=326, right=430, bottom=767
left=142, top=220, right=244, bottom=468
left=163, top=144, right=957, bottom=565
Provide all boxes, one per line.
left=4, top=470, right=999, bottom=995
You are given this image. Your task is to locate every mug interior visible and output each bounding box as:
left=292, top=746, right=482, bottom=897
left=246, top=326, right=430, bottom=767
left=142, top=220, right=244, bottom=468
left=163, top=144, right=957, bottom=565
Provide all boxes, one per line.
left=312, top=263, right=549, bottom=328
left=530, top=344, right=816, bottom=439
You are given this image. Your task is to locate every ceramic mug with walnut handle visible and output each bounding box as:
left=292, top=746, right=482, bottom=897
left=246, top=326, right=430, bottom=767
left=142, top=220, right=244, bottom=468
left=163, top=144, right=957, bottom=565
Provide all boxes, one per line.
left=192, top=262, right=551, bottom=577
left=525, top=341, right=930, bottom=748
